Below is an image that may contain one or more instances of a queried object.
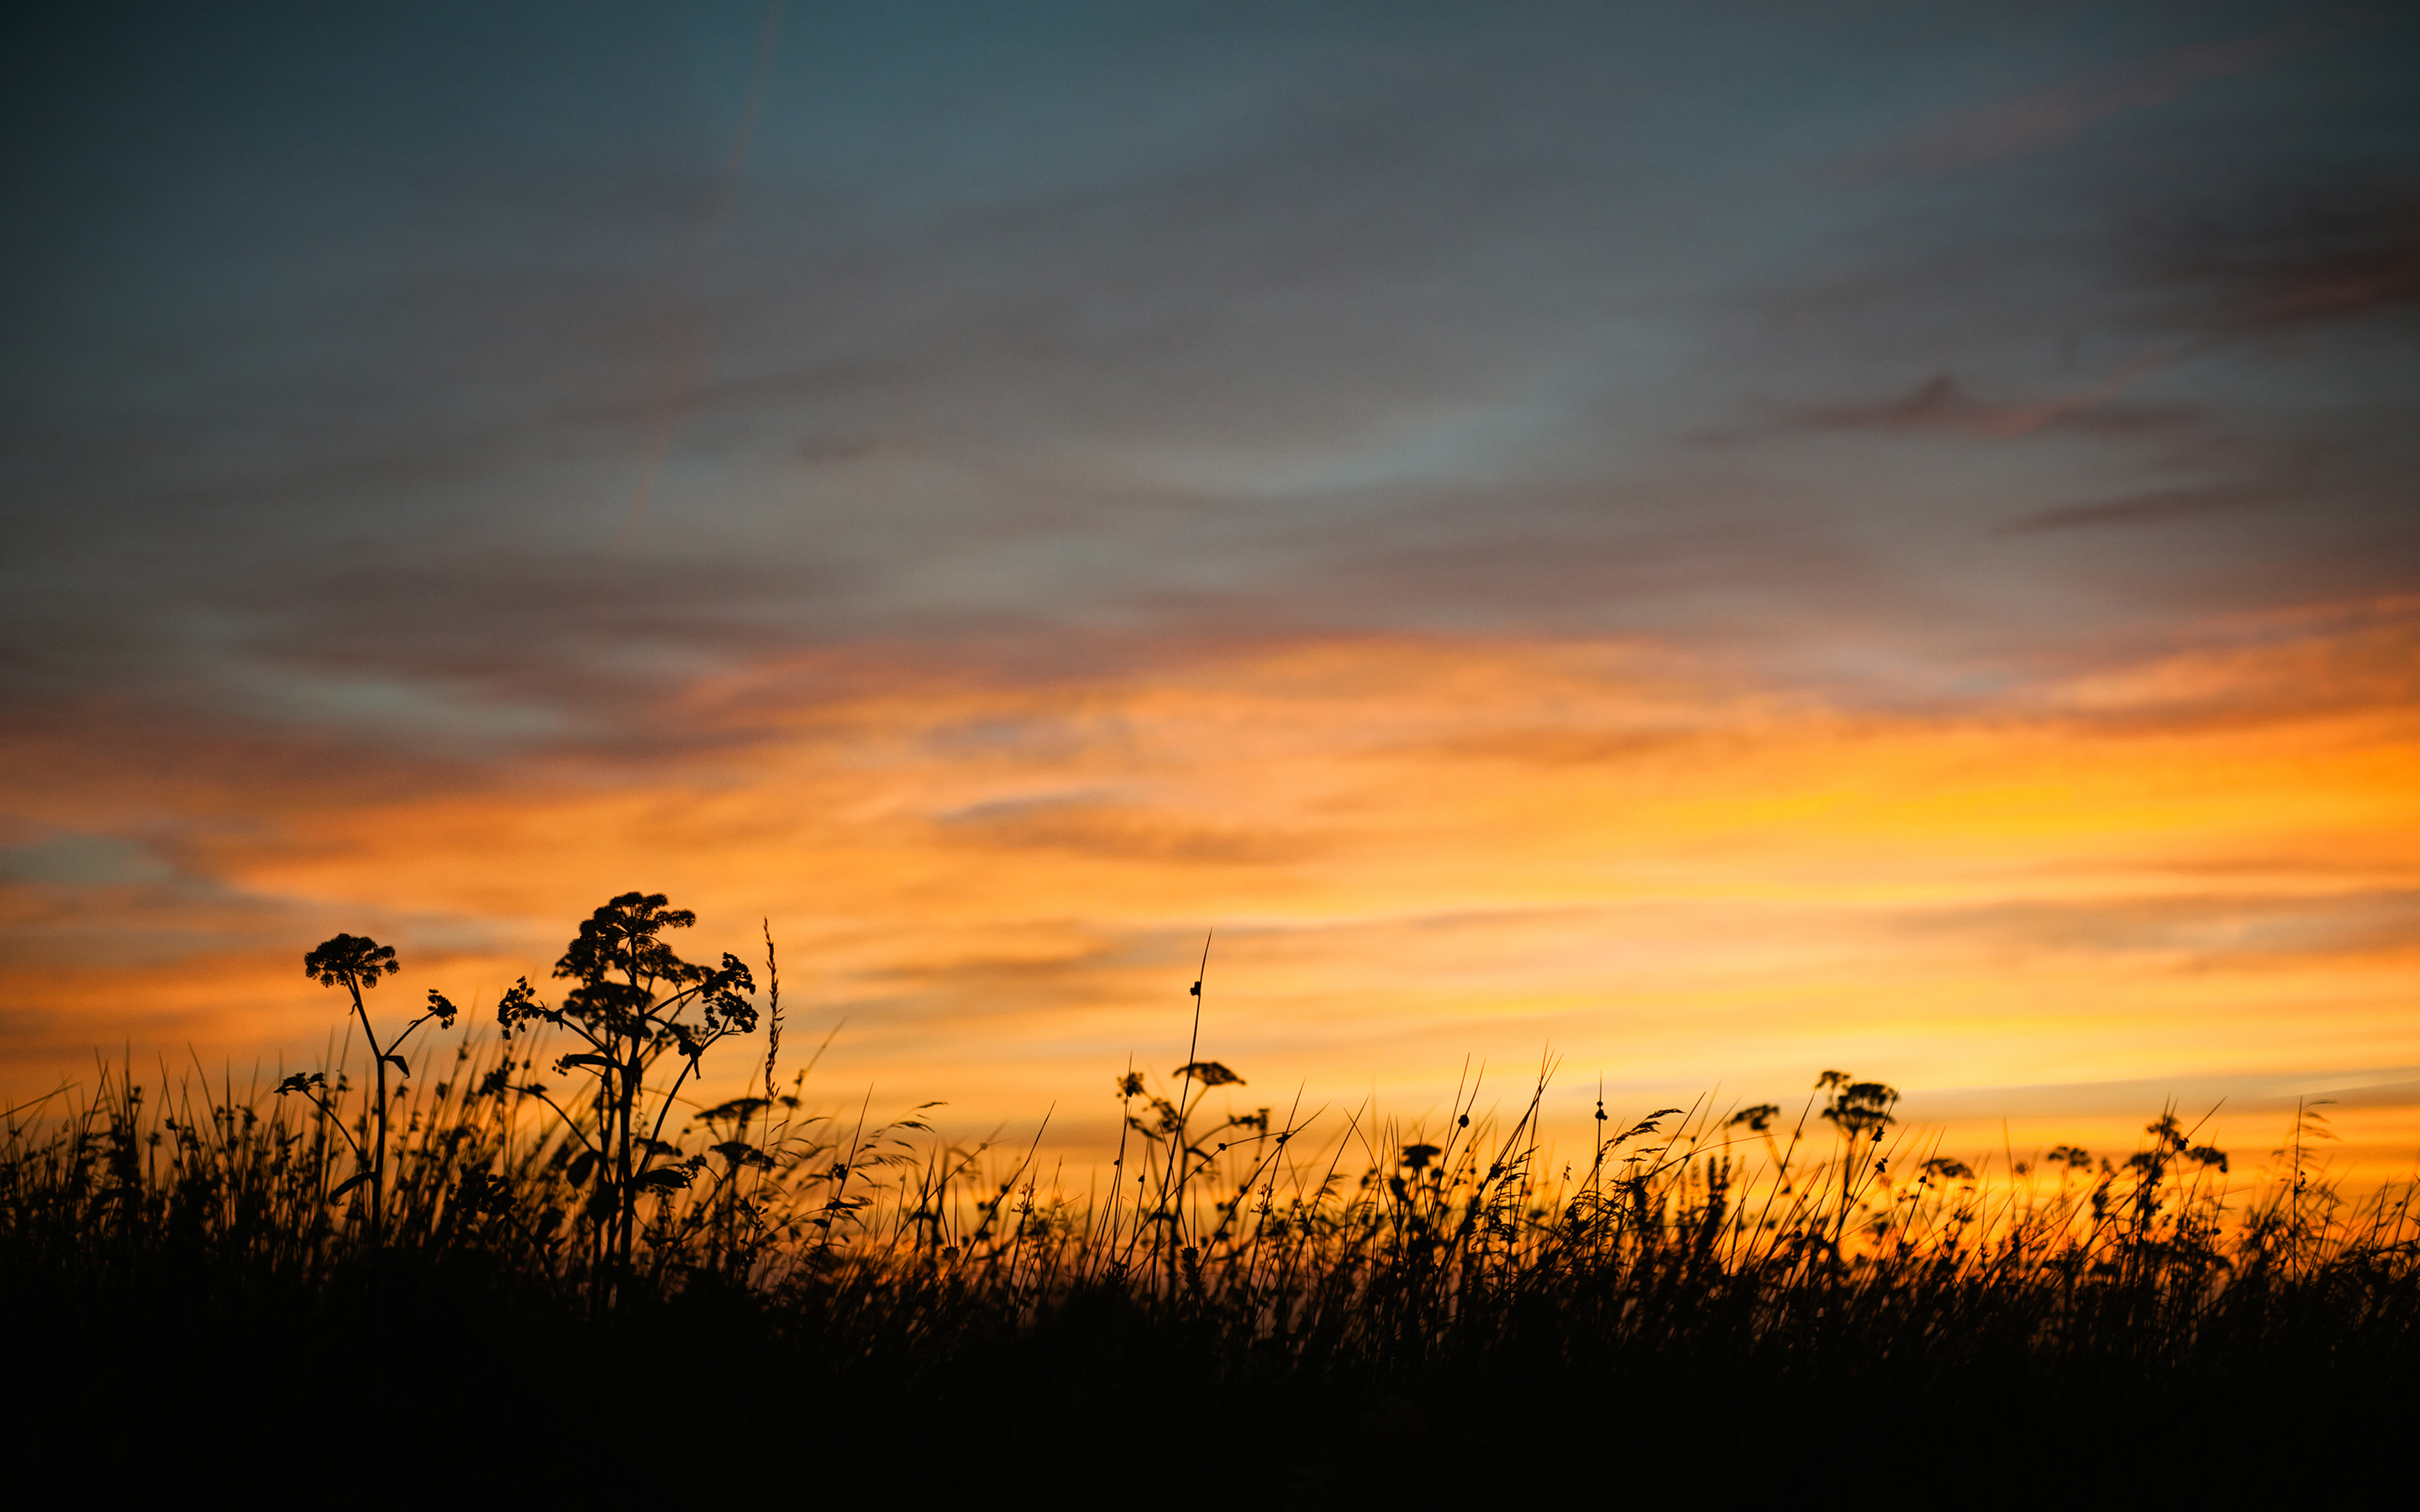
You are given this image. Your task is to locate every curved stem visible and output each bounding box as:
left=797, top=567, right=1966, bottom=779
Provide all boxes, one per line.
left=302, top=1087, right=369, bottom=1168
left=349, top=980, right=388, bottom=1243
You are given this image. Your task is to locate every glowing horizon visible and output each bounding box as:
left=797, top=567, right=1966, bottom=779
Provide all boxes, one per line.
left=8, top=605, right=2415, bottom=1178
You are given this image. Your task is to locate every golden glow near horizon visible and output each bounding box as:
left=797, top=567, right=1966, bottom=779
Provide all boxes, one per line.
left=7, top=598, right=2416, bottom=1184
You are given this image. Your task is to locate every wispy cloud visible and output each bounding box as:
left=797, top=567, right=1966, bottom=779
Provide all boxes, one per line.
left=2000, top=486, right=2260, bottom=536
left=1787, top=363, right=2191, bottom=440
left=2138, top=179, right=2420, bottom=334
left=1843, top=33, right=2286, bottom=178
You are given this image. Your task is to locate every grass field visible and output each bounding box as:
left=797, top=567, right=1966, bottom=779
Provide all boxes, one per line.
left=8, top=895, right=2413, bottom=1494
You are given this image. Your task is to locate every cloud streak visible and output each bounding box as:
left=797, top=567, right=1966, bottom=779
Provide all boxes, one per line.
left=1842, top=32, right=2288, bottom=178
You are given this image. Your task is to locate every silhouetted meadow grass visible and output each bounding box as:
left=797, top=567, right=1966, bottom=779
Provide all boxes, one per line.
left=7, top=893, right=2415, bottom=1494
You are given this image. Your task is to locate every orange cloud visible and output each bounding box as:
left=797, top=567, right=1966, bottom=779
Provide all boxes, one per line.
left=4, top=606, right=2416, bottom=1182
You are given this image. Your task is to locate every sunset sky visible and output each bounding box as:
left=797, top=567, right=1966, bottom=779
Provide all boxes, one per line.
left=4, top=3, right=2416, bottom=1177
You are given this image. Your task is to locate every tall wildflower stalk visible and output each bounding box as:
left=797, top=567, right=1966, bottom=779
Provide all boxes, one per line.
left=495, top=891, right=757, bottom=1306
left=289, top=933, right=458, bottom=1241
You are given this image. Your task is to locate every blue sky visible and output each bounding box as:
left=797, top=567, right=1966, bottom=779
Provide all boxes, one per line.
left=11, top=3, right=2412, bottom=733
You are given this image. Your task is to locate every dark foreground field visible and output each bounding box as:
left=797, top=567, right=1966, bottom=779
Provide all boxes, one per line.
left=8, top=900, right=2413, bottom=1496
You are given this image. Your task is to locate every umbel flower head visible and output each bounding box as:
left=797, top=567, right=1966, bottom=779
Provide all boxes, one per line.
left=304, top=934, right=398, bottom=997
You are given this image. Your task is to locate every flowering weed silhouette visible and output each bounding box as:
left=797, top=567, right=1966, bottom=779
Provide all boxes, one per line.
left=288, top=933, right=458, bottom=1239
left=494, top=891, right=757, bottom=1304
